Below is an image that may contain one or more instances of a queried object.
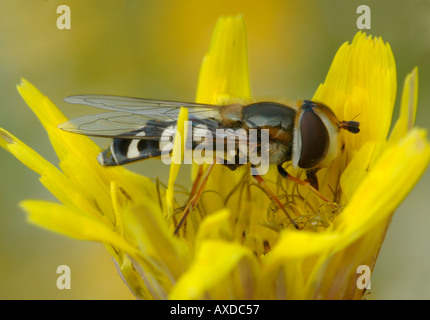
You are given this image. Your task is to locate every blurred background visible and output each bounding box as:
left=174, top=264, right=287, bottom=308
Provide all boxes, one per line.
left=0, top=0, right=429, bottom=299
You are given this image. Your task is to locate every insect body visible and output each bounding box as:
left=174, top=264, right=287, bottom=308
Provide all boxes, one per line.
left=59, top=96, right=359, bottom=190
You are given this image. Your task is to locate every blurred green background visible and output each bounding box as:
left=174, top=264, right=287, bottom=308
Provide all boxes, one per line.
left=0, top=0, right=429, bottom=299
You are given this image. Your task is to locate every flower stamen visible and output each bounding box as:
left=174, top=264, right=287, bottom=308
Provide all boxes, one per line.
left=254, top=174, right=300, bottom=230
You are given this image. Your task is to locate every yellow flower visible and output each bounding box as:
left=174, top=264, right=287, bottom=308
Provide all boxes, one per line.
left=1, top=14, right=429, bottom=300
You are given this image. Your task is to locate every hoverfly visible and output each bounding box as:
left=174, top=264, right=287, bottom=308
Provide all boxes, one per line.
left=59, top=96, right=360, bottom=229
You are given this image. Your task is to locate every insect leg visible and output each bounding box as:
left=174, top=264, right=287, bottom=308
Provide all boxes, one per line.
left=174, top=163, right=215, bottom=235
left=253, top=175, right=300, bottom=230
left=277, top=165, right=338, bottom=206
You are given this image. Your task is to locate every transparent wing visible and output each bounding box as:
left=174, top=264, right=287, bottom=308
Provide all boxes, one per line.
left=59, top=95, right=222, bottom=138
left=64, top=95, right=221, bottom=117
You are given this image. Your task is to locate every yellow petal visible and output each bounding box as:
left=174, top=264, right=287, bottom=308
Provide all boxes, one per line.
left=336, top=128, right=430, bottom=237
left=166, top=107, right=188, bottom=217
left=263, top=230, right=342, bottom=299
left=264, top=128, right=430, bottom=299
left=117, top=255, right=153, bottom=300
left=308, top=220, right=389, bottom=299
left=389, top=67, right=418, bottom=143
left=15, top=79, right=157, bottom=223
left=193, top=13, right=254, bottom=215
left=21, top=200, right=138, bottom=256
left=110, top=181, right=124, bottom=236
left=122, top=202, right=190, bottom=280
left=196, top=14, right=251, bottom=104
left=194, top=209, right=233, bottom=249
left=17, top=78, right=100, bottom=163
left=313, top=32, right=396, bottom=151
left=0, top=128, right=102, bottom=217
left=339, top=141, right=376, bottom=201
left=169, top=240, right=258, bottom=299
left=1, top=128, right=60, bottom=177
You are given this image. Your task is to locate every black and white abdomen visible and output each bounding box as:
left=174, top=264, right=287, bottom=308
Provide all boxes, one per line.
left=97, top=125, right=166, bottom=166
left=97, top=118, right=218, bottom=166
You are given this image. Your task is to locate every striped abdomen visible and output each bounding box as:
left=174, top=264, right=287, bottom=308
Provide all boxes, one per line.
left=97, top=118, right=219, bottom=166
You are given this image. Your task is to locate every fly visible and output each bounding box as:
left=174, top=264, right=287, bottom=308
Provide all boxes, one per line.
left=59, top=95, right=360, bottom=230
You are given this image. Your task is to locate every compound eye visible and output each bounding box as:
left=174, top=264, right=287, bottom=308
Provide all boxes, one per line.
left=297, top=105, right=329, bottom=169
